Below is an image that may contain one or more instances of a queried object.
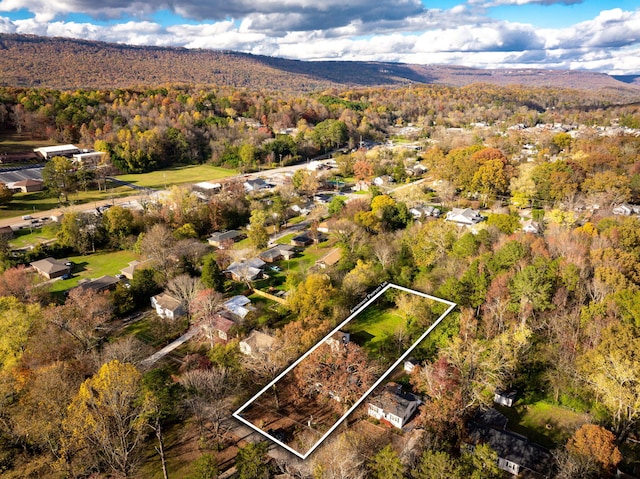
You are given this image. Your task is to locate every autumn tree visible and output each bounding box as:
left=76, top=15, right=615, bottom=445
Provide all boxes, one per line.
left=287, top=273, right=335, bottom=322
left=579, top=323, right=640, bottom=439
left=61, top=360, right=153, bottom=477
left=0, top=296, right=41, bottom=372
left=42, top=155, right=77, bottom=202
left=368, top=445, right=404, bottom=479
left=292, top=342, right=379, bottom=408
left=0, top=182, right=14, bottom=206
left=566, top=424, right=622, bottom=474
left=248, top=209, right=269, bottom=249
left=412, top=449, right=461, bottom=479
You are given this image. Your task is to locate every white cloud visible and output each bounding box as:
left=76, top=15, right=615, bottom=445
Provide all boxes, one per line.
left=1, top=5, right=640, bottom=75
left=469, top=0, right=582, bottom=6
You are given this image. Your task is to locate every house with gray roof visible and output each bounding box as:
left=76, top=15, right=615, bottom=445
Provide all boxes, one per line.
left=368, top=383, right=421, bottom=429
left=30, top=257, right=70, bottom=279
left=225, top=258, right=266, bottom=282
left=259, top=244, right=295, bottom=263
left=445, top=208, right=484, bottom=226
left=207, top=230, right=243, bottom=248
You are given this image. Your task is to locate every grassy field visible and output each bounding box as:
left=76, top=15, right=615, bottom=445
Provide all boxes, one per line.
left=0, top=131, right=56, bottom=153
left=0, top=186, right=134, bottom=220
left=496, top=400, right=589, bottom=448
left=49, top=250, right=140, bottom=292
left=117, top=164, right=238, bottom=189
left=345, top=305, right=405, bottom=352
left=9, top=224, right=59, bottom=248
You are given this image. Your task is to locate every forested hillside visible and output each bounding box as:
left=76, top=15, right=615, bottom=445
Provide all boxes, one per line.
left=1, top=33, right=640, bottom=95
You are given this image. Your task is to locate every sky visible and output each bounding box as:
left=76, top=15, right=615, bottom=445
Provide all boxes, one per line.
left=1, top=0, right=640, bottom=75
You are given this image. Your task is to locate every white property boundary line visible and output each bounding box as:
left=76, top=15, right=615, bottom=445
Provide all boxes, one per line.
left=232, top=282, right=457, bottom=459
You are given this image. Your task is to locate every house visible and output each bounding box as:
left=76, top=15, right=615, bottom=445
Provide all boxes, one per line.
left=445, top=208, right=484, bottom=225
left=291, top=233, right=314, bottom=247
left=325, top=330, right=350, bottom=351
left=205, top=313, right=236, bottom=342
left=313, top=193, right=333, bottom=204
left=290, top=203, right=313, bottom=216
left=373, top=175, right=395, bottom=186
left=71, top=150, right=106, bottom=168
left=11, top=179, right=44, bottom=193
left=77, top=275, right=120, bottom=293
left=467, top=422, right=553, bottom=477
left=494, top=389, right=518, bottom=407
left=120, top=259, right=152, bottom=280
left=259, top=244, right=296, bottom=263
left=207, top=230, right=242, bottom=248
left=223, top=295, right=254, bottom=319
left=0, top=225, right=14, bottom=239
left=50, top=211, right=64, bottom=222
left=316, top=248, right=342, bottom=269
left=151, top=293, right=185, bottom=320
left=521, top=219, right=541, bottom=235
left=244, top=178, right=269, bottom=193
left=317, top=221, right=330, bottom=234
left=612, top=204, right=639, bottom=216
left=30, top=257, right=71, bottom=279
left=404, top=358, right=419, bottom=373
left=33, top=144, right=80, bottom=160
left=368, top=383, right=421, bottom=429
left=225, top=258, right=265, bottom=282
left=194, top=181, right=222, bottom=192
left=240, top=330, right=275, bottom=356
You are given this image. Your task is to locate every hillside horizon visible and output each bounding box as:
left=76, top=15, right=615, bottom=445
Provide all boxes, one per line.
left=2, top=33, right=640, bottom=96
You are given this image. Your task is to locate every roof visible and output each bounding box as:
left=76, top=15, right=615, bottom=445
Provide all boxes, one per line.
left=12, top=178, right=43, bottom=186
left=241, top=330, right=275, bottom=352
left=259, top=244, right=295, bottom=261
left=152, top=293, right=183, bottom=311
left=369, top=383, right=421, bottom=418
left=211, top=314, right=235, bottom=333
left=30, top=257, right=69, bottom=275
left=77, top=275, right=120, bottom=291
left=208, top=230, right=241, bottom=243
left=467, top=424, right=553, bottom=476
left=34, top=144, right=79, bottom=156
left=317, top=248, right=342, bottom=266
left=224, top=295, right=251, bottom=309
left=446, top=208, right=483, bottom=224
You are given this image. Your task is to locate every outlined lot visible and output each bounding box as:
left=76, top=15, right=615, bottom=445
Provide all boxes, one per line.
left=233, top=282, right=456, bottom=459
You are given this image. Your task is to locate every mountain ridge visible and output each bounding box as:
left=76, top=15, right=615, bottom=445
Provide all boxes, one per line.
left=1, top=33, right=638, bottom=95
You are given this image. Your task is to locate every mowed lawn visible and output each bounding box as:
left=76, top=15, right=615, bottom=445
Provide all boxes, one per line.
left=497, top=400, right=590, bottom=448
left=9, top=224, right=59, bottom=249
left=346, top=305, right=406, bottom=352
left=49, top=250, right=140, bottom=292
left=116, top=164, right=238, bottom=189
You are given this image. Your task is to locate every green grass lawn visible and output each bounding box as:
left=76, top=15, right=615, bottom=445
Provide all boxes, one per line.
left=0, top=185, right=134, bottom=220
left=116, top=164, right=238, bottom=189
left=496, top=400, right=590, bottom=448
left=9, top=224, right=59, bottom=248
left=345, top=305, right=405, bottom=352
left=49, top=250, right=140, bottom=292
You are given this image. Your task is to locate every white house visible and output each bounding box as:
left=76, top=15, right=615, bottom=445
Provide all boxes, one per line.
left=368, top=383, right=421, bottom=429
left=445, top=208, right=484, bottom=225
left=612, top=203, right=637, bottom=216
left=243, top=178, right=269, bottom=193
left=521, top=219, right=541, bottom=235
left=325, top=330, right=350, bottom=352
left=151, top=293, right=185, bottom=320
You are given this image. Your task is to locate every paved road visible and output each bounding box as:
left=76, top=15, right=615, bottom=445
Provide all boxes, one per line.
left=140, top=324, right=202, bottom=367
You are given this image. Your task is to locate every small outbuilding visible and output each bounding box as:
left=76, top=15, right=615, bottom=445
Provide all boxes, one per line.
left=30, top=257, right=71, bottom=279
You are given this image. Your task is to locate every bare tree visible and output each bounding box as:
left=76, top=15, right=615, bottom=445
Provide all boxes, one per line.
left=166, top=274, right=204, bottom=316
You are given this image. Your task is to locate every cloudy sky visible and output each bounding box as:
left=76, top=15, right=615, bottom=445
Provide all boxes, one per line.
left=1, top=0, right=639, bottom=74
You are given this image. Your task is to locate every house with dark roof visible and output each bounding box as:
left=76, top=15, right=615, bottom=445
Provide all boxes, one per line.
left=12, top=178, right=44, bottom=193
left=243, top=178, right=269, bottom=193
left=207, top=230, right=243, bottom=248
left=30, top=257, right=70, bottom=279
left=205, top=313, right=236, bottom=342
left=467, top=421, right=553, bottom=477
left=77, top=275, right=120, bottom=293
left=368, top=383, right=421, bottom=429
left=259, top=244, right=295, bottom=263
